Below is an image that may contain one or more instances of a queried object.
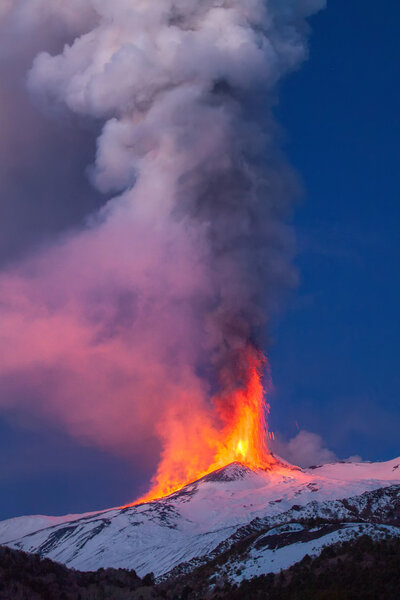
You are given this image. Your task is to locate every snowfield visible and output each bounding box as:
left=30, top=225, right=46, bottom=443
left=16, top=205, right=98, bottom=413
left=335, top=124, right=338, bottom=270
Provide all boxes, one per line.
left=0, top=457, right=399, bottom=581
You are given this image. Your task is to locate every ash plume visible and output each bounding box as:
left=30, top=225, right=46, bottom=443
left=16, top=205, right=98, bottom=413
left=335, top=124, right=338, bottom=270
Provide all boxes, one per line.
left=0, top=1, right=325, bottom=485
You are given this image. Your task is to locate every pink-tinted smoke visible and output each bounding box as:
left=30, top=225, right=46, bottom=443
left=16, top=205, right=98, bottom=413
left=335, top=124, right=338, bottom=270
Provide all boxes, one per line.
left=0, top=0, right=325, bottom=480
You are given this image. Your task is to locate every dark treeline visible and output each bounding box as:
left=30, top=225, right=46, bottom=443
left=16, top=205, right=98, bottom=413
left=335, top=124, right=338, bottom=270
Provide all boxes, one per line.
left=0, top=545, right=153, bottom=600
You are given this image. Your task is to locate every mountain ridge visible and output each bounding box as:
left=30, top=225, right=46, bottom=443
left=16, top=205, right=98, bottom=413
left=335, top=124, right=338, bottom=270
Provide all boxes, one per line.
left=1, top=456, right=399, bottom=581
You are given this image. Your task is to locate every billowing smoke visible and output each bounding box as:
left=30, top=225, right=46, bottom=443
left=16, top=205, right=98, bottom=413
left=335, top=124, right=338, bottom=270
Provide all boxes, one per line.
left=0, top=1, right=325, bottom=488
left=271, top=431, right=362, bottom=468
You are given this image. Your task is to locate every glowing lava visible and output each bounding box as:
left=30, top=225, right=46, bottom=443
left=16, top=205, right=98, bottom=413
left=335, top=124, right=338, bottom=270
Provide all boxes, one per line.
left=135, top=346, right=275, bottom=504
left=236, top=439, right=249, bottom=459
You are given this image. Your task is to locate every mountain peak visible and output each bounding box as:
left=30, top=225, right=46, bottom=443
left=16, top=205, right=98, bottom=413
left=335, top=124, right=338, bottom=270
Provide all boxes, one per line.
left=201, top=462, right=255, bottom=483
left=190, top=455, right=302, bottom=487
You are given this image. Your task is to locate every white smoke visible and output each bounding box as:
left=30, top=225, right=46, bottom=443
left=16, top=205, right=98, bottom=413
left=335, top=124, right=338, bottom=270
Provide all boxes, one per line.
left=0, top=0, right=325, bottom=467
left=272, top=430, right=362, bottom=468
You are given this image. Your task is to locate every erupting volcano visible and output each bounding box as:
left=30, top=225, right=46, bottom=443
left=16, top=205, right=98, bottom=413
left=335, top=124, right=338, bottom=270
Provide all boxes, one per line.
left=138, top=346, right=275, bottom=503
left=4, top=5, right=399, bottom=590
left=0, top=0, right=326, bottom=510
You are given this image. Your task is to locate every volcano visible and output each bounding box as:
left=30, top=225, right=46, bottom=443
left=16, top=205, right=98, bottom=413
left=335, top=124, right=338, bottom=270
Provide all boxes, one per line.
left=1, top=456, right=400, bottom=583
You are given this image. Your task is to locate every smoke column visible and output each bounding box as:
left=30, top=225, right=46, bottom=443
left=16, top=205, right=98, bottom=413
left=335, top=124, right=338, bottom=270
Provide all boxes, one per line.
left=0, top=0, right=325, bottom=496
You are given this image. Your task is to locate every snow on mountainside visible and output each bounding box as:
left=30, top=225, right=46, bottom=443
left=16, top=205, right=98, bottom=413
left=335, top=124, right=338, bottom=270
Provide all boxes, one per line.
left=168, top=483, right=400, bottom=584
left=0, top=457, right=399, bottom=580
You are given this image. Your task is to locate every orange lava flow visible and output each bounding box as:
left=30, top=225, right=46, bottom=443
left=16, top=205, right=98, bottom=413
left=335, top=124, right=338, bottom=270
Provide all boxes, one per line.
left=133, top=347, right=275, bottom=505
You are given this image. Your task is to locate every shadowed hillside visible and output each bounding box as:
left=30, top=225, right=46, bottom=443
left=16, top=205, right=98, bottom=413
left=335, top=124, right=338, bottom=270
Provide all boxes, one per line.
left=184, top=536, right=400, bottom=600
left=1, top=536, right=400, bottom=599
left=0, top=546, right=155, bottom=600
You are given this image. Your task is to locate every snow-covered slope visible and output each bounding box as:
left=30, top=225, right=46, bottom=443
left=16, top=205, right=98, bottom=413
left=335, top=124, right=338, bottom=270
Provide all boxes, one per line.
left=214, top=521, right=400, bottom=584
left=170, top=483, right=400, bottom=584
left=1, top=457, right=399, bottom=579
left=0, top=511, right=97, bottom=545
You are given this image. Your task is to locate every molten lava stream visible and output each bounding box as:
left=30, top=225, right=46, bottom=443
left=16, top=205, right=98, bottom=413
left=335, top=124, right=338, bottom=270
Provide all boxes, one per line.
left=132, top=348, right=275, bottom=505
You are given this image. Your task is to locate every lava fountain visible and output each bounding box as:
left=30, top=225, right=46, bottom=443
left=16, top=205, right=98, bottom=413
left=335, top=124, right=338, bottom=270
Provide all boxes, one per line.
left=137, top=345, right=274, bottom=503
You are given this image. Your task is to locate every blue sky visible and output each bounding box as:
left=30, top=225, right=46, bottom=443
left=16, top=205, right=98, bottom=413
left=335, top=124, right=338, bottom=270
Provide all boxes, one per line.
left=270, top=0, right=400, bottom=462
left=1, top=0, right=399, bottom=519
